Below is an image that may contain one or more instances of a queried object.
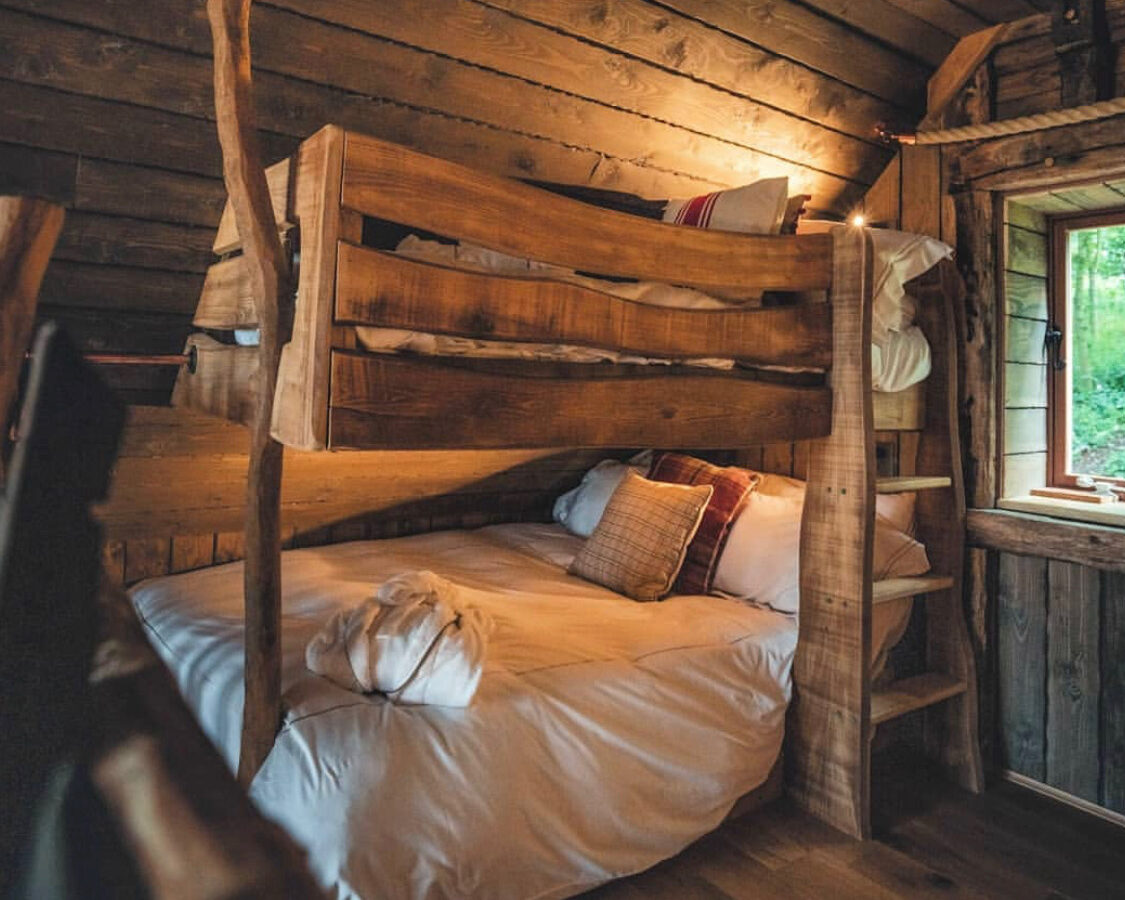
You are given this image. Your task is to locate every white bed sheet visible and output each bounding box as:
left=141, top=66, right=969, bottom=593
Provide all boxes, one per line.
left=131, top=523, right=796, bottom=900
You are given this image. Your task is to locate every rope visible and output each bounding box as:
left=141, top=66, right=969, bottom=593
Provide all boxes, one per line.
left=889, top=95, right=1125, bottom=145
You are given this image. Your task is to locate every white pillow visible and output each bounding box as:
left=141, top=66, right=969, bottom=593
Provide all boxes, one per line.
left=663, top=178, right=790, bottom=235
left=714, top=492, right=803, bottom=612
left=713, top=481, right=930, bottom=613
left=552, top=459, right=647, bottom=537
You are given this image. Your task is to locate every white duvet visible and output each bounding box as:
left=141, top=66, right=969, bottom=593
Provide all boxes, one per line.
left=131, top=524, right=796, bottom=900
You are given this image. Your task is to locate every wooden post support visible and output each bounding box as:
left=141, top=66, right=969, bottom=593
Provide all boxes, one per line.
left=1051, top=0, right=1111, bottom=107
left=790, top=228, right=876, bottom=839
left=206, top=0, right=293, bottom=786
left=0, top=196, right=64, bottom=458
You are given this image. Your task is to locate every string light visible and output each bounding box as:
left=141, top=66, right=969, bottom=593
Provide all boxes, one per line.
left=850, top=213, right=866, bottom=227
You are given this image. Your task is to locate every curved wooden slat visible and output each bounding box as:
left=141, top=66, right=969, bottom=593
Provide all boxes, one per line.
left=335, top=241, right=832, bottom=368
left=328, top=353, right=830, bottom=450
left=341, top=132, right=834, bottom=291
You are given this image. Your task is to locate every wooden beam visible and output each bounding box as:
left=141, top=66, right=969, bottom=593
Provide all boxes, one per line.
left=921, top=23, right=1009, bottom=128
left=206, top=0, right=292, bottom=787
left=954, top=114, right=1125, bottom=187
left=1051, top=0, right=1112, bottom=107
left=954, top=191, right=1000, bottom=509
left=0, top=196, right=64, bottom=442
left=967, top=507, right=1125, bottom=572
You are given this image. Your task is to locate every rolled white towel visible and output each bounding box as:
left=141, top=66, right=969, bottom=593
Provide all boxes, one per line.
left=305, top=571, right=492, bottom=707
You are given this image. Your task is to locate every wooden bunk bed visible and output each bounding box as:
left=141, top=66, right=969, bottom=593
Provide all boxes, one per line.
left=169, top=118, right=983, bottom=842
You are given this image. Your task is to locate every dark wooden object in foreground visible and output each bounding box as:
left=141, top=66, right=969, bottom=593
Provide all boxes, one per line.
left=0, top=324, right=123, bottom=895
left=0, top=324, right=320, bottom=898
left=206, top=0, right=292, bottom=787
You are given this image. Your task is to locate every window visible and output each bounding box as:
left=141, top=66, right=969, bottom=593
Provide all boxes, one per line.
left=1048, top=210, right=1125, bottom=488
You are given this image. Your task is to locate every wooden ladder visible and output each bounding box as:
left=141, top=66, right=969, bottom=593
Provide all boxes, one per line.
left=790, top=245, right=983, bottom=840
left=869, top=264, right=984, bottom=793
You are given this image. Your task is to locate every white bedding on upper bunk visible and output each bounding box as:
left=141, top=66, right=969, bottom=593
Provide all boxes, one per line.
left=349, top=231, right=943, bottom=392
left=131, top=523, right=796, bottom=900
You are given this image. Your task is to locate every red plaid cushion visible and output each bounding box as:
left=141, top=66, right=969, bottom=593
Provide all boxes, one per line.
left=647, top=453, right=758, bottom=594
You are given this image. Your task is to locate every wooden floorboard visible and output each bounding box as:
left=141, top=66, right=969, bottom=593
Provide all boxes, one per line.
left=583, top=754, right=1125, bottom=899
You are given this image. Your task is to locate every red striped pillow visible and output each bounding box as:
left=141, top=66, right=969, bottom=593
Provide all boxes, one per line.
left=647, top=453, right=758, bottom=594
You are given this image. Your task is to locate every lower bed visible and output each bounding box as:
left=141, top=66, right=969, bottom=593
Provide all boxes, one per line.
left=131, top=523, right=796, bottom=900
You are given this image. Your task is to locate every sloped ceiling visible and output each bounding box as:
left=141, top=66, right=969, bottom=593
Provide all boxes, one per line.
left=0, top=0, right=1055, bottom=402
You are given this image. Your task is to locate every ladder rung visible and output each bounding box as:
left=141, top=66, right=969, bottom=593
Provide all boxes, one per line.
left=872, top=672, right=967, bottom=724
left=876, top=476, right=952, bottom=493
left=873, top=574, right=955, bottom=604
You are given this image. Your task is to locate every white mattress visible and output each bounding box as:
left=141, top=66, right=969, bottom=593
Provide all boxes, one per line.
left=131, top=523, right=796, bottom=900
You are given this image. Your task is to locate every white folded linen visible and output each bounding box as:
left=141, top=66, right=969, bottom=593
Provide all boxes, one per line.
left=305, top=570, right=491, bottom=707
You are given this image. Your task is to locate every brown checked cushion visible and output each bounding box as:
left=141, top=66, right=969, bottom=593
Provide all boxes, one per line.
left=648, top=452, right=758, bottom=594
left=569, top=471, right=712, bottom=603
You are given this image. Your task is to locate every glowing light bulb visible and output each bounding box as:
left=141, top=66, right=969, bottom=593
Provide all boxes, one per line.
left=850, top=213, right=866, bottom=228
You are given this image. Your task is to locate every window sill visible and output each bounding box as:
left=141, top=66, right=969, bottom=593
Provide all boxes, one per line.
left=997, top=494, right=1125, bottom=528
left=967, top=506, right=1125, bottom=572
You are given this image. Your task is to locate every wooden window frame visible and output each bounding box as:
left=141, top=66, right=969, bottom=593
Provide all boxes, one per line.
left=1048, top=207, right=1125, bottom=490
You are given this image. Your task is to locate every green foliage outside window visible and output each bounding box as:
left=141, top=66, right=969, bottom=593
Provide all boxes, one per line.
left=1068, top=224, right=1125, bottom=478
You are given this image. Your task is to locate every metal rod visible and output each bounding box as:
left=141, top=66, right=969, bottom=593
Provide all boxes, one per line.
left=83, top=353, right=191, bottom=366
left=24, top=347, right=196, bottom=371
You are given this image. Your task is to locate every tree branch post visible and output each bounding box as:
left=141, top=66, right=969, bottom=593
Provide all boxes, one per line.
left=206, top=0, right=292, bottom=786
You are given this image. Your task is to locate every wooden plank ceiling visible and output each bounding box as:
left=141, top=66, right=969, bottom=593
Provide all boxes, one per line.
left=0, top=0, right=1053, bottom=402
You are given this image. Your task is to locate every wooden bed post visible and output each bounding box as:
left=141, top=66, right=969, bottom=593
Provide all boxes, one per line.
left=789, top=227, right=877, bottom=838
left=206, top=0, right=292, bottom=786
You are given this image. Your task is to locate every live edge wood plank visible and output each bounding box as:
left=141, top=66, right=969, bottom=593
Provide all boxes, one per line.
left=966, top=508, right=1125, bottom=573
left=340, top=132, right=834, bottom=292
left=335, top=242, right=832, bottom=368
left=328, top=353, right=831, bottom=450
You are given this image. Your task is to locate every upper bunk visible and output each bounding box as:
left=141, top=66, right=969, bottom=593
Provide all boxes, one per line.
left=173, top=124, right=926, bottom=451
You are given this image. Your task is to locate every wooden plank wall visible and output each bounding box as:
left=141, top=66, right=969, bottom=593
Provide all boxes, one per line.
left=0, top=0, right=947, bottom=404
left=1002, top=200, right=1049, bottom=497
left=997, top=551, right=1125, bottom=815
left=995, top=5, right=1125, bottom=119
left=0, top=0, right=1059, bottom=405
